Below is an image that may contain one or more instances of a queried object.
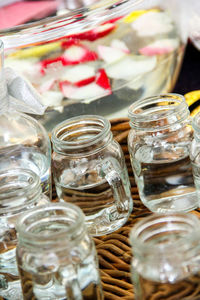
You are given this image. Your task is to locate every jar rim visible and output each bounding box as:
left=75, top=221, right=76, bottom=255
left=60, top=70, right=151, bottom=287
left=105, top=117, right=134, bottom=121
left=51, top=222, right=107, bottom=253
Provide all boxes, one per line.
left=51, top=114, right=111, bottom=151
left=16, top=202, right=85, bottom=245
left=130, top=213, right=200, bottom=253
left=128, top=93, right=190, bottom=131
left=0, top=168, right=41, bottom=214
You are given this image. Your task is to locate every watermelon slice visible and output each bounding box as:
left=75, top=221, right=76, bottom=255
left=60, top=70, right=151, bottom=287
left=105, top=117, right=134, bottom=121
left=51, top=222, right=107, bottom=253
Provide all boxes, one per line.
left=59, top=67, right=111, bottom=100
left=63, top=44, right=98, bottom=64
left=60, top=82, right=111, bottom=100
left=60, top=65, right=96, bottom=87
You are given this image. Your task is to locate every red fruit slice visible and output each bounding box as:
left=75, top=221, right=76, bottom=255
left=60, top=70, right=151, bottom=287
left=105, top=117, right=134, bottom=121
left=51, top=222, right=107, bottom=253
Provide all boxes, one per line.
left=75, top=76, right=96, bottom=87
left=60, top=65, right=96, bottom=86
left=61, top=39, right=80, bottom=49
left=96, top=69, right=111, bottom=91
left=40, top=56, right=65, bottom=74
left=60, top=81, right=111, bottom=100
left=67, top=23, right=116, bottom=42
left=40, top=44, right=98, bottom=73
left=63, top=44, right=98, bottom=64
left=85, top=23, right=116, bottom=41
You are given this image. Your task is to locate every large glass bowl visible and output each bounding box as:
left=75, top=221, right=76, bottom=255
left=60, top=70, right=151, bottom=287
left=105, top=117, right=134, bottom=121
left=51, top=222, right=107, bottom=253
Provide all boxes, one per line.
left=0, top=0, right=187, bottom=131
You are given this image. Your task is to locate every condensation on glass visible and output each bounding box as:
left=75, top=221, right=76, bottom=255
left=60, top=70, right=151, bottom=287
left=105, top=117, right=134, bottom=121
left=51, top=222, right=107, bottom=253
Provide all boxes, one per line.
left=16, top=202, right=103, bottom=300
left=130, top=213, right=200, bottom=300
left=128, top=93, right=197, bottom=213
left=51, top=115, right=133, bottom=236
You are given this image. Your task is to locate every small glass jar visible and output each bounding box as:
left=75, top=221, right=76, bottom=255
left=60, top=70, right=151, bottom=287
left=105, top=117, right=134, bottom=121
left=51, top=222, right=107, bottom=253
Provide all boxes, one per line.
left=190, top=112, right=200, bottom=203
left=0, top=168, right=49, bottom=300
left=128, top=93, right=196, bottom=213
left=0, top=112, right=52, bottom=197
left=0, top=41, right=52, bottom=198
left=16, top=202, right=103, bottom=300
left=51, top=115, right=133, bottom=236
left=130, top=213, right=200, bottom=300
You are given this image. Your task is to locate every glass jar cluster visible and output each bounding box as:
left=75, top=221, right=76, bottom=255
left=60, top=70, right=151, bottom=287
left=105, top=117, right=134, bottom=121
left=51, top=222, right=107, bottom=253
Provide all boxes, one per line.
left=1, top=114, right=133, bottom=299
left=127, top=93, right=200, bottom=300
left=2, top=86, right=200, bottom=300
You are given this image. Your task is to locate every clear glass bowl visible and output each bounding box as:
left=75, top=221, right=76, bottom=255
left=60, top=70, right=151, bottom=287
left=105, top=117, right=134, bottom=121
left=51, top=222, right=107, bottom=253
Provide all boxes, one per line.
left=1, top=0, right=187, bottom=131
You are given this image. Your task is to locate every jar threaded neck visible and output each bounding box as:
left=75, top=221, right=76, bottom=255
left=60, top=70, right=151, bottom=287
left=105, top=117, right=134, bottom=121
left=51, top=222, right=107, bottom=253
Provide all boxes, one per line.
left=128, top=94, right=190, bottom=132
left=51, top=115, right=112, bottom=154
left=16, top=203, right=86, bottom=250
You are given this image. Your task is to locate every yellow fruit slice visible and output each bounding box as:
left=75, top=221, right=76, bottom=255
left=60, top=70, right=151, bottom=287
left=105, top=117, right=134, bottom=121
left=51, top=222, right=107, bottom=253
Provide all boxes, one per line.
left=124, top=8, right=160, bottom=23
left=7, top=42, right=61, bottom=59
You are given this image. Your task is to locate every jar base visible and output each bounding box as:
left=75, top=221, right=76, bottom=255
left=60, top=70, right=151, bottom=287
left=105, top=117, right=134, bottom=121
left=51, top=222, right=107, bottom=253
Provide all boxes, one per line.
left=86, top=206, right=132, bottom=236
left=141, top=191, right=198, bottom=213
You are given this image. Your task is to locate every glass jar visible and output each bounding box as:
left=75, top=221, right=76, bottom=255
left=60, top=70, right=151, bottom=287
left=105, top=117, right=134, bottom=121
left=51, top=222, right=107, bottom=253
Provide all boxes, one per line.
left=190, top=112, right=200, bottom=203
left=51, top=115, right=133, bottom=236
left=0, top=168, right=49, bottom=300
left=0, top=41, right=52, bottom=198
left=128, top=93, right=196, bottom=213
left=0, top=0, right=188, bottom=131
left=16, top=202, right=103, bottom=300
left=130, top=213, right=200, bottom=300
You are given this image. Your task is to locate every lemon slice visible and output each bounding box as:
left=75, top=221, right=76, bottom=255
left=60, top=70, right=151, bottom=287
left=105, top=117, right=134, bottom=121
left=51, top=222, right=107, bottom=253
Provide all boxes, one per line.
left=124, top=8, right=160, bottom=23
left=8, top=42, right=61, bottom=59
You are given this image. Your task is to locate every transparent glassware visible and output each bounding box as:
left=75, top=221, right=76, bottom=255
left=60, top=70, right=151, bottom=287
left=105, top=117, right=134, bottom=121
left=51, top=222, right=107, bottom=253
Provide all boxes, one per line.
left=128, top=93, right=196, bottom=213
left=0, top=0, right=187, bottom=131
left=190, top=112, right=200, bottom=204
left=130, top=213, right=200, bottom=300
left=51, top=115, right=133, bottom=236
left=16, top=202, right=103, bottom=300
left=0, top=168, right=49, bottom=300
left=0, top=41, right=52, bottom=198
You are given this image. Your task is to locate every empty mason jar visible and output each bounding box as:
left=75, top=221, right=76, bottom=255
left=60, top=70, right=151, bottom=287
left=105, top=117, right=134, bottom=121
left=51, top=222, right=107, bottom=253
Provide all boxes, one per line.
left=128, top=93, right=196, bottom=213
left=190, top=112, right=200, bottom=204
left=16, top=202, right=103, bottom=300
left=51, top=115, right=133, bottom=236
left=0, top=168, right=49, bottom=300
left=130, top=213, right=200, bottom=300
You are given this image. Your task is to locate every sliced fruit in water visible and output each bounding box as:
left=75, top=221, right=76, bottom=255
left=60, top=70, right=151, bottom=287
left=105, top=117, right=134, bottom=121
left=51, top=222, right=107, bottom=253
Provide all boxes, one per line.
left=60, top=81, right=111, bottom=100
left=97, top=45, right=126, bottom=63
left=63, top=44, right=98, bottom=64
left=96, top=69, right=111, bottom=91
left=139, top=38, right=179, bottom=56
left=60, top=65, right=96, bottom=86
left=105, top=55, right=157, bottom=79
